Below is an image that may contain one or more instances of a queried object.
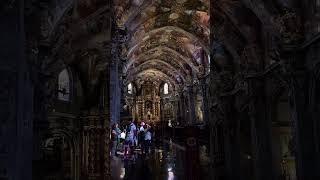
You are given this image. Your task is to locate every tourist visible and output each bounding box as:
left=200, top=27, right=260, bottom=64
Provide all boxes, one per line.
left=125, top=119, right=137, bottom=156
left=144, top=124, right=152, bottom=154
left=120, top=129, right=126, bottom=140
left=111, top=123, right=121, bottom=156
left=138, top=121, right=145, bottom=148
left=134, top=120, right=139, bottom=146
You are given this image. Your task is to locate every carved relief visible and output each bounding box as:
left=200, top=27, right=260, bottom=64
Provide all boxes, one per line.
left=274, top=9, right=303, bottom=44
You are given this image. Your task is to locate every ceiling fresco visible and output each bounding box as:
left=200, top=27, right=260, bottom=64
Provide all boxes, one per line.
left=127, top=26, right=208, bottom=60
left=124, top=46, right=199, bottom=74
left=126, top=69, right=181, bottom=88
left=126, top=61, right=186, bottom=83
left=126, top=57, right=189, bottom=77
left=115, top=0, right=210, bottom=90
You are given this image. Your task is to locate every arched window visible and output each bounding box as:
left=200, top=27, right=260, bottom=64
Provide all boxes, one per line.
left=164, top=83, right=169, bottom=95
left=128, top=83, right=133, bottom=94
left=58, top=69, right=70, bottom=101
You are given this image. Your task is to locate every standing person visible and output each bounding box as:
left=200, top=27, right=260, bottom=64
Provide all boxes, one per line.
left=138, top=121, right=145, bottom=148
left=144, top=124, right=152, bottom=154
left=118, top=129, right=126, bottom=154
left=139, top=122, right=145, bottom=132
left=134, top=120, right=139, bottom=147
left=111, top=123, right=121, bottom=156
left=125, top=119, right=137, bottom=155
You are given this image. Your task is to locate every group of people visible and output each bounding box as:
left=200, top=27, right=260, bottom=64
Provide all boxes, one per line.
left=111, top=120, right=153, bottom=157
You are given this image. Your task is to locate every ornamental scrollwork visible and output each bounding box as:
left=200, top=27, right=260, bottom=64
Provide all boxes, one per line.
left=274, top=8, right=303, bottom=45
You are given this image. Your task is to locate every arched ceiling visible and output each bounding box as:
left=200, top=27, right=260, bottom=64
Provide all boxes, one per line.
left=115, top=0, right=210, bottom=89
left=124, top=46, right=199, bottom=75
left=127, top=26, right=208, bottom=60
left=127, top=62, right=186, bottom=83
left=126, top=69, right=181, bottom=89
left=127, top=59, right=189, bottom=78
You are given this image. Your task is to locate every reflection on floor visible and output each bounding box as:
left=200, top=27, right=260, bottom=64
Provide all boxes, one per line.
left=111, top=139, right=210, bottom=180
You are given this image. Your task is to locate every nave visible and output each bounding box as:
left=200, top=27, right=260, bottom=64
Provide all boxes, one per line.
left=1, top=0, right=320, bottom=180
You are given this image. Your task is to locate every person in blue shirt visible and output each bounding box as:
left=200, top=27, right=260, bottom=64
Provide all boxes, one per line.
left=111, top=123, right=121, bottom=156
left=124, top=119, right=137, bottom=156
left=143, top=124, right=152, bottom=154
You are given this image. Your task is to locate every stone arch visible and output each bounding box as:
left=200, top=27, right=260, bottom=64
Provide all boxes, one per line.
left=45, top=128, right=80, bottom=180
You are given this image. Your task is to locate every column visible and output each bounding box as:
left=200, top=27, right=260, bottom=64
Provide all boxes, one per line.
left=210, top=124, right=226, bottom=180
left=0, top=1, right=33, bottom=180
left=209, top=71, right=240, bottom=180
left=212, top=86, right=240, bottom=179
left=142, top=101, right=145, bottom=120
left=182, top=93, right=188, bottom=125
left=200, top=76, right=209, bottom=123
left=310, top=62, right=320, bottom=179
left=222, top=96, right=241, bottom=180
left=110, top=29, right=126, bottom=124
left=209, top=85, right=227, bottom=180
left=132, top=101, right=136, bottom=121
left=289, top=69, right=318, bottom=179
left=109, top=51, right=120, bottom=124
left=183, top=91, right=189, bottom=124
left=102, top=69, right=111, bottom=180
left=248, top=79, right=274, bottom=180
left=159, top=99, right=162, bottom=121
left=152, top=99, right=155, bottom=119
left=187, top=85, right=196, bottom=124
left=176, top=95, right=182, bottom=125
left=81, top=129, right=89, bottom=177
left=87, top=114, right=97, bottom=178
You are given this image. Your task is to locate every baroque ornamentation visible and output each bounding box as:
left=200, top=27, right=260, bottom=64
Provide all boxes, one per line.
left=274, top=9, right=303, bottom=45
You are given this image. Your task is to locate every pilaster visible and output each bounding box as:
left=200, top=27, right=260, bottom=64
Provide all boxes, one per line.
left=0, top=1, right=33, bottom=180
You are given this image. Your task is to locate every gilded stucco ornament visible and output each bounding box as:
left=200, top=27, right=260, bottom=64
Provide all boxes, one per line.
left=274, top=8, right=303, bottom=45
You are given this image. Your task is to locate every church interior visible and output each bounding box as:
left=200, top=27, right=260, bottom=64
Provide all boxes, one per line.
left=1, top=0, right=320, bottom=180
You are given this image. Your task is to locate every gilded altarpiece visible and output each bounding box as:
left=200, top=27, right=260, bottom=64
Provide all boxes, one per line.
left=125, top=81, right=161, bottom=123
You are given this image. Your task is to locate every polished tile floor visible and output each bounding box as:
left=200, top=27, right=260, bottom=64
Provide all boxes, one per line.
left=111, top=139, right=210, bottom=180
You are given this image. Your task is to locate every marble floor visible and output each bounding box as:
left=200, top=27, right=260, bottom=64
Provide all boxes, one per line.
left=111, top=139, right=210, bottom=180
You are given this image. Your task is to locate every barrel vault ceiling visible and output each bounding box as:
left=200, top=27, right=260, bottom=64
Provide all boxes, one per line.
left=115, top=0, right=210, bottom=89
